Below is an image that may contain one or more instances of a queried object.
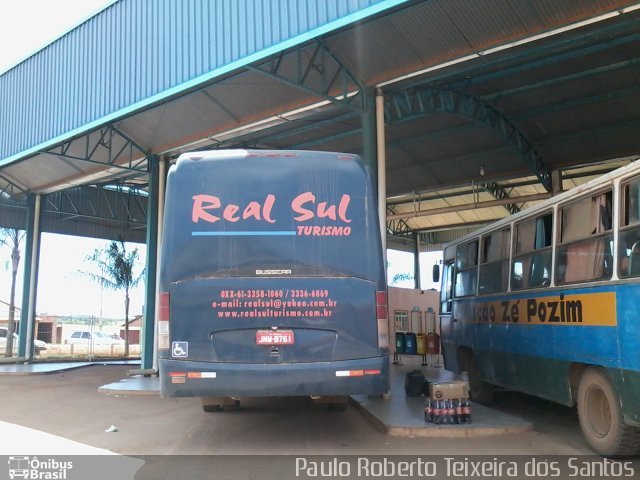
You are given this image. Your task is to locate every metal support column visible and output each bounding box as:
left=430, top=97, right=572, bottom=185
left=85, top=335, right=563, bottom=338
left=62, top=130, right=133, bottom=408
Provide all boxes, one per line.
left=361, top=89, right=377, bottom=177
left=141, top=156, right=159, bottom=370
left=414, top=232, right=421, bottom=290
left=18, top=194, right=42, bottom=361
left=551, top=169, right=563, bottom=195
left=363, top=89, right=385, bottom=277
left=375, top=88, right=388, bottom=271
left=152, top=157, right=168, bottom=371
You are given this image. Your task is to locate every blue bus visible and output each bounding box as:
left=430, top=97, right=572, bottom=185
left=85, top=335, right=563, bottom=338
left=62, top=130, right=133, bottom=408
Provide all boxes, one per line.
left=438, top=161, right=640, bottom=456
left=158, top=150, right=389, bottom=409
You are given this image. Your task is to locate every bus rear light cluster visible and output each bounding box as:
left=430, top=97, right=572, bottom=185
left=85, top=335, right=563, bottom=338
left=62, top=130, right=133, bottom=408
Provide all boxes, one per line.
left=187, top=372, right=217, bottom=379
left=335, top=369, right=381, bottom=377
left=376, top=290, right=390, bottom=349
left=158, top=292, right=170, bottom=321
left=158, top=292, right=170, bottom=349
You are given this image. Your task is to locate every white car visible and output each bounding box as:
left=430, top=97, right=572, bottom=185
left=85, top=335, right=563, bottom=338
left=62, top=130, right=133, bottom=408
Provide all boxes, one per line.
left=0, top=326, right=47, bottom=354
left=67, top=331, right=125, bottom=346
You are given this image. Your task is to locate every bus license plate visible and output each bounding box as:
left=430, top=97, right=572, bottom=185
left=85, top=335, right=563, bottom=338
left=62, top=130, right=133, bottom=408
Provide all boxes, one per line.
left=256, top=330, right=294, bottom=345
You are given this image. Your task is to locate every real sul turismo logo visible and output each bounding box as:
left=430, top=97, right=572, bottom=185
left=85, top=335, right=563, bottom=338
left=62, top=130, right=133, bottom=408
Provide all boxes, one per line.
left=191, top=192, right=353, bottom=237
left=8, top=456, right=73, bottom=480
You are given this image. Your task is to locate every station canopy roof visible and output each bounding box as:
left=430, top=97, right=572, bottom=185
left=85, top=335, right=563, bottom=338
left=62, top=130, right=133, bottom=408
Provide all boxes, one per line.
left=2, top=0, right=640, bottom=244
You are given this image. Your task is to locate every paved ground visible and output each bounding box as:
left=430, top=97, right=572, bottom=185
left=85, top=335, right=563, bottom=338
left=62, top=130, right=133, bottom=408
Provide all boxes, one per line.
left=0, top=364, right=596, bottom=456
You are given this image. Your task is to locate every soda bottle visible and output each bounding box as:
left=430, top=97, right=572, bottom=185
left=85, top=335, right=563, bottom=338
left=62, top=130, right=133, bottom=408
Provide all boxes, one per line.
left=441, top=399, right=449, bottom=425
left=424, top=399, right=433, bottom=423
left=441, top=399, right=450, bottom=425
left=433, top=399, right=442, bottom=425
left=463, top=398, right=472, bottom=424
left=455, top=398, right=464, bottom=424
left=447, top=399, right=456, bottom=424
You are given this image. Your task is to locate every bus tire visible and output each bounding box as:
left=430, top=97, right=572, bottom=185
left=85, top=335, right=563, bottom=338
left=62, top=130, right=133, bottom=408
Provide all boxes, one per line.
left=465, top=352, right=495, bottom=405
left=577, top=367, right=640, bottom=456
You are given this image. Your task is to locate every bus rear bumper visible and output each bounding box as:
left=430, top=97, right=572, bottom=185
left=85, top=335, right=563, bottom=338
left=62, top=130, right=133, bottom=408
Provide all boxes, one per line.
left=159, top=356, right=390, bottom=398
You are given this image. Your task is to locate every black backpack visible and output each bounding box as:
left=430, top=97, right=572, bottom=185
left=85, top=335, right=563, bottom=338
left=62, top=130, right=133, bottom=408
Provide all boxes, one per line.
left=404, top=369, right=426, bottom=397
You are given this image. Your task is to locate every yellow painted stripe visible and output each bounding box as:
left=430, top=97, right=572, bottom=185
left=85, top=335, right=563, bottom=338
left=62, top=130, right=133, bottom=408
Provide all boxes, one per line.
left=457, top=292, right=616, bottom=326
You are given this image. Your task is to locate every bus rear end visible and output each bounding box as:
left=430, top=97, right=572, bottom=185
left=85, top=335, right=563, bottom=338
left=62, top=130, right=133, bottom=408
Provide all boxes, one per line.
left=158, top=150, right=389, bottom=398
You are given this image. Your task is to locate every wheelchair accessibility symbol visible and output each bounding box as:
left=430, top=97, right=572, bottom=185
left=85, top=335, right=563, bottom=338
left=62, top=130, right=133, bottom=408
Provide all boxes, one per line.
left=172, top=341, right=189, bottom=358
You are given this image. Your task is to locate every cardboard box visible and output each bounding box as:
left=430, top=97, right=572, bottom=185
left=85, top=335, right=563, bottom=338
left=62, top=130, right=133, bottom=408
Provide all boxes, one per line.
left=429, top=380, right=469, bottom=400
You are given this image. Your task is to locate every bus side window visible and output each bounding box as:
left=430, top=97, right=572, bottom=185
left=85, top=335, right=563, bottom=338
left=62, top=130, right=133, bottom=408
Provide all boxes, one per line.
left=440, top=261, right=454, bottom=313
left=479, top=228, right=510, bottom=294
left=556, top=190, right=613, bottom=284
left=454, top=241, right=478, bottom=297
left=619, top=176, right=640, bottom=277
left=512, top=213, right=552, bottom=290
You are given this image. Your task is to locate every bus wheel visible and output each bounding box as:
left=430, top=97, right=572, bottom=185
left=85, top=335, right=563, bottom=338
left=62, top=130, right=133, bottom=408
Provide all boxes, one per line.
left=465, top=352, right=495, bottom=405
left=577, top=368, right=640, bottom=456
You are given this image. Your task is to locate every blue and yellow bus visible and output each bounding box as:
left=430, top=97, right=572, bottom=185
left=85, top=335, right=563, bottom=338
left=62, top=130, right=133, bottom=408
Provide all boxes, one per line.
left=439, top=161, right=640, bottom=456
left=158, top=150, right=389, bottom=409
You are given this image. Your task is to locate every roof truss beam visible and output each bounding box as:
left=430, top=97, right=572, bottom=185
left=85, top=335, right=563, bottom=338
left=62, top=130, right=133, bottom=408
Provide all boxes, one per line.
left=0, top=172, right=28, bottom=198
left=385, top=88, right=553, bottom=191
left=42, top=185, right=147, bottom=227
left=481, top=182, right=520, bottom=215
left=43, top=125, right=149, bottom=175
left=248, top=39, right=365, bottom=112
left=386, top=205, right=413, bottom=237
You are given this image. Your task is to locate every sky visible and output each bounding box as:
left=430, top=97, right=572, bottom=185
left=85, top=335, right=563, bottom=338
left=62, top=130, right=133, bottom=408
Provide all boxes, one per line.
left=0, top=0, right=440, bottom=319
left=0, top=0, right=115, bottom=74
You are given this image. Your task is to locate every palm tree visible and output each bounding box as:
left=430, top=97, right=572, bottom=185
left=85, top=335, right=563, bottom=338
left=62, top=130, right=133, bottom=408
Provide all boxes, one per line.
left=0, top=228, right=25, bottom=357
left=84, top=240, right=144, bottom=357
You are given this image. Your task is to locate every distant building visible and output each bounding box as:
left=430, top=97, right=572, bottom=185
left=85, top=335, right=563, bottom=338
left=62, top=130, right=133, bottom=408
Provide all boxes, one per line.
left=120, top=315, right=142, bottom=345
left=0, top=300, right=59, bottom=343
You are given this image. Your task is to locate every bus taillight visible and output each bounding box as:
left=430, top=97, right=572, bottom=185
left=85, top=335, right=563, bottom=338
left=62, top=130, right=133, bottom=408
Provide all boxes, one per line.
left=158, top=292, right=170, bottom=349
left=376, top=290, right=390, bottom=348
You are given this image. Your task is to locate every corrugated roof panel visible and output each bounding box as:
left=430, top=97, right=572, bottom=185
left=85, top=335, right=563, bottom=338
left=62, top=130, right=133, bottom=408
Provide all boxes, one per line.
left=0, top=0, right=406, bottom=165
left=326, top=0, right=636, bottom=86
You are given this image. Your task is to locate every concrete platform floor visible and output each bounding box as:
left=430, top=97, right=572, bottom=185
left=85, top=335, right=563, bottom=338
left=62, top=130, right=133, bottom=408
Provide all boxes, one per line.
left=351, top=357, right=533, bottom=438
left=0, top=360, right=140, bottom=375
left=99, top=374, right=160, bottom=396
left=96, top=356, right=532, bottom=438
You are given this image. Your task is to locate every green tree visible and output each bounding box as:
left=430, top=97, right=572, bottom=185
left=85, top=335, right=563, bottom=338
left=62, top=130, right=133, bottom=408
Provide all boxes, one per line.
left=0, top=228, right=25, bottom=357
left=83, top=240, right=144, bottom=357
left=391, top=272, right=414, bottom=284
